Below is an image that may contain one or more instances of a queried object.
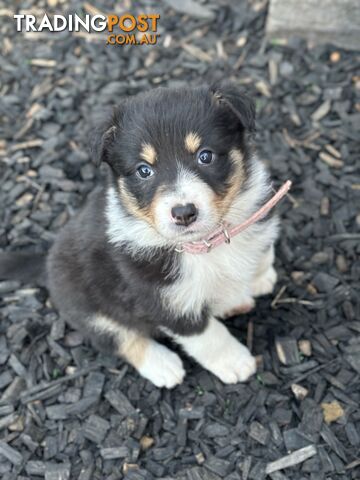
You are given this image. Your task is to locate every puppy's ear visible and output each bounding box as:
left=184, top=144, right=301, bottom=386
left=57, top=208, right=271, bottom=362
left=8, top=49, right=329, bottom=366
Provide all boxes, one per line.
left=90, top=106, right=123, bottom=167
left=210, top=82, right=256, bottom=133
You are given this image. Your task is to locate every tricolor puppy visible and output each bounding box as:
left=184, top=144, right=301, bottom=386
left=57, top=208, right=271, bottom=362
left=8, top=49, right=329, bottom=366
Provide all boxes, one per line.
left=5, top=84, right=282, bottom=388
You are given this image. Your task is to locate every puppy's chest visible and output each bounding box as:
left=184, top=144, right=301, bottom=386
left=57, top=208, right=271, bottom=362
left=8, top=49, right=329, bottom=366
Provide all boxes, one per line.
left=163, top=232, right=265, bottom=316
left=187, top=241, right=254, bottom=291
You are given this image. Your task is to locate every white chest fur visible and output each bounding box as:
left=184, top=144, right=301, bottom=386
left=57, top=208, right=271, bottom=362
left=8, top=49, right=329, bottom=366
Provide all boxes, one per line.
left=162, top=217, right=278, bottom=318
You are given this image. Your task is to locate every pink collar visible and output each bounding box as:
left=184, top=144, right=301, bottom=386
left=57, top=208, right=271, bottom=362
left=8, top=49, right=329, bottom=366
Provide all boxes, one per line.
left=175, top=180, right=292, bottom=254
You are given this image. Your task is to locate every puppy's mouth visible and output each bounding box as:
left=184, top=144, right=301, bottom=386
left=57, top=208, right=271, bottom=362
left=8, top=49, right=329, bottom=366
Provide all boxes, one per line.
left=156, top=220, right=219, bottom=243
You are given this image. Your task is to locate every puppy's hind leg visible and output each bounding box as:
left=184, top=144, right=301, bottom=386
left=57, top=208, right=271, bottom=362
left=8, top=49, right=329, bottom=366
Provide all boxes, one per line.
left=251, top=245, right=277, bottom=297
left=90, top=315, right=185, bottom=389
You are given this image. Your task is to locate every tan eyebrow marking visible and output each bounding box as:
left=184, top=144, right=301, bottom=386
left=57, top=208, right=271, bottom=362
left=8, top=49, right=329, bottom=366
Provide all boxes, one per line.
left=184, top=132, right=201, bottom=153
left=140, top=143, right=157, bottom=165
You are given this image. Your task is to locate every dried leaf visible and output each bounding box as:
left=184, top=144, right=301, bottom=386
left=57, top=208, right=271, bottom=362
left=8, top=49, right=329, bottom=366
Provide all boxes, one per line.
left=321, top=401, right=345, bottom=424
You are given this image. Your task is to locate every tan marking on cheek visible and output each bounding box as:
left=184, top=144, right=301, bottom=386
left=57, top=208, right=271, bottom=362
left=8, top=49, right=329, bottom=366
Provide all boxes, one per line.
left=212, top=148, right=246, bottom=217
left=229, top=148, right=244, bottom=164
left=184, top=132, right=201, bottom=153
left=148, top=185, right=167, bottom=227
left=140, top=143, right=157, bottom=165
left=118, top=177, right=155, bottom=226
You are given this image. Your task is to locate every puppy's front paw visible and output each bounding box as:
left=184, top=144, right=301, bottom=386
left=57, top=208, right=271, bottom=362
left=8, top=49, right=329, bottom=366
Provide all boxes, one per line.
left=207, top=340, right=256, bottom=384
left=138, top=341, right=185, bottom=389
left=252, top=266, right=277, bottom=297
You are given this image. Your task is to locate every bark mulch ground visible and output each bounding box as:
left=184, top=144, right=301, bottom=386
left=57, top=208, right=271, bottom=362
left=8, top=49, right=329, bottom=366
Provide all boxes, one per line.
left=0, top=1, right=359, bottom=479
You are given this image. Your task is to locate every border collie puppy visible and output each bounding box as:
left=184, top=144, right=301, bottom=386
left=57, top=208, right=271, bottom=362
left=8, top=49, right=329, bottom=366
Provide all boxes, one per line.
left=6, top=84, right=281, bottom=388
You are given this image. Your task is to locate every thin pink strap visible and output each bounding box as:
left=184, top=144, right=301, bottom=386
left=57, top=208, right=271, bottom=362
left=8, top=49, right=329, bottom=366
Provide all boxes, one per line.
left=181, top=180, right=292, bottom=254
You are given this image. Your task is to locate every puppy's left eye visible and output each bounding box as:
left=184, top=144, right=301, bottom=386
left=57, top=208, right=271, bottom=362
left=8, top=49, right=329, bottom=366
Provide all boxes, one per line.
left=197, top=149, right=214, bottom=165
left=137, top=164, right=154, bottom=179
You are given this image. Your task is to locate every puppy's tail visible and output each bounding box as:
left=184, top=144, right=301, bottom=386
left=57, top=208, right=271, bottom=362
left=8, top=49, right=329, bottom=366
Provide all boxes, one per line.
left=0, top=251, right=47, bottom=287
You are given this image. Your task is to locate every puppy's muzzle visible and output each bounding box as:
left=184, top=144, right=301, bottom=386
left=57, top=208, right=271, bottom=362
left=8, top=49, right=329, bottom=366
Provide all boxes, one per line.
left=171, top=203, right=198, bottom=227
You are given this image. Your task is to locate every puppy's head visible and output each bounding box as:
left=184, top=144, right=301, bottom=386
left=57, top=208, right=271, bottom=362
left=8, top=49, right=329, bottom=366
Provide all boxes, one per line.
left=94, top=83, right=256, bottom=244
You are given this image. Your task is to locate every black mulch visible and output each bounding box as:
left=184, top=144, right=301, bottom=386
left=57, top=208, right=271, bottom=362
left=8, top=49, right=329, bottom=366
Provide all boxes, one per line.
left=1, top=1, right=360, bottom=479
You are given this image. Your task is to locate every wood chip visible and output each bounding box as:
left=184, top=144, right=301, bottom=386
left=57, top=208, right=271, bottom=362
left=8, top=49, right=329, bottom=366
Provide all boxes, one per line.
left=182, top=44, right=212, bottom=63
left=291, top=384, right=309, bottom=400
left=100, top=446, right=129, bottom=459
left=9, top=415, right=24, bottom=432
left=336, top=254, right=348, bottom=273
left=3, top=37, right=12, bottom=54
left=306, top=283, right=318, bottom=295
left=0, top=139, right=7, bottom=149
left=216, top=40, right=227, bottom=59
left=321, top=401, right=345, bottom=424
left=9, top=139, right=43, bottom=152
left=195, top=452, right=205, bottom=465
left=275, top=337, right=300, bottom=365
left=26, top=103, right=42, bottom=118
left=105, top=390, right=136, bottom=417
left=140, top=436, right=154, bottom=450
left=0, top=440, right=23, bottom=466
left=320, top=196, right=330, bottom=216
left=237, top=36, right=247, bottom=47
left=16, top=192, right=33, bottom=207
left=123, top=463, right=139, bottom=474
left=14, top=117, right=34, bottom=140
left=255, top=80, right=271, bottom=97
left=0, top=9, right=13, bottom=16
left=298, top=340, right=312, bottom=357
left=265, top=445, right=317, bottom=474
left=311, top=100, right=331, bottom=121
left=325, top=144, right=341, bottom=158
left=319, top=151, right=344, bottom=168
left=249, top=421, right=270, bottom=445
left=45, top=462, right=70, bottom=480
left=346, top=459, right=360, bottom=470
left=30, top=59, right=56, bottom=68
left=0, top=413, right=19, bottom=430
left=330, top=51, right=341, bottom=62
left=163, top=34, right=172, bottom=48
left=269, top=59, right=278, bottom=85
left=291, top=271, right=305, bottom=284
left=82, top=414, right=109, bottom=443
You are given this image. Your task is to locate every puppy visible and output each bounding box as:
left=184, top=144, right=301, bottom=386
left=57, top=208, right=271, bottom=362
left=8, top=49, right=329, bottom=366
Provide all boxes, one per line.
left=5, top=84, right=281, bottom=388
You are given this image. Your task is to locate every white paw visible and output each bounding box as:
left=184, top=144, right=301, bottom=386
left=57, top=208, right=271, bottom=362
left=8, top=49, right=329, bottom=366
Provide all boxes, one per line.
left=252, top=266, right=277, bottom=297
left=206, top=339, right=256, bottom=384
left=138, top=341, right=185, bottom=389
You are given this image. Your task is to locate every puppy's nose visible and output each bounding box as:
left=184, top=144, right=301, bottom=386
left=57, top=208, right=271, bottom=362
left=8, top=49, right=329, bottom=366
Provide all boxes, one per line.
left=171, top=203, right=198, bottom=226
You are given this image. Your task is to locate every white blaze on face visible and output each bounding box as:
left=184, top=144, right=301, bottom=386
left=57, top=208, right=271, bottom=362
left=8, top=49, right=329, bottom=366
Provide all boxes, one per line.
left=153, top=167, right=218, bottom=240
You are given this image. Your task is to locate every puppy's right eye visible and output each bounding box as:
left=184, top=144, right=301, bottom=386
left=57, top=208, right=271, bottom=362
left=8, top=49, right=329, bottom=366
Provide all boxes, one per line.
left=197, top=149, right=214, bottom=165
left=136, top=164, right=154, bottom=179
